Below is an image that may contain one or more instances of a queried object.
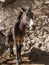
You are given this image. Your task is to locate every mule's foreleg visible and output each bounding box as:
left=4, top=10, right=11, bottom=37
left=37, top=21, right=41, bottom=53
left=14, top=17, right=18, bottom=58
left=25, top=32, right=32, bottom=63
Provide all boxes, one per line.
left=16, top=43, right=23, bottom=62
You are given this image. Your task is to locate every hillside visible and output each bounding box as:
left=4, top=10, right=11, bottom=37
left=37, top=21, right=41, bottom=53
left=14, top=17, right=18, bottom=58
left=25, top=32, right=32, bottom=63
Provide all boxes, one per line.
left=0, top=0, right=49, bottom=65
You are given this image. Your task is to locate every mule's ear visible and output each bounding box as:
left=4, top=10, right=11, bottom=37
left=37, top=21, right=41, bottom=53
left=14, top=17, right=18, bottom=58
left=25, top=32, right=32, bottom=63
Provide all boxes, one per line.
left=21, top=8, right=26, bottom=12
left=18, top=7, right=23, bottom=12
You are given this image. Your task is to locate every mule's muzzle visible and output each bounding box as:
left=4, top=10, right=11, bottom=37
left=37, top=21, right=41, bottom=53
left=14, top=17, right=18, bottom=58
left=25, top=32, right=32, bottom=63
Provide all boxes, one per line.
left=29, top=19, right=33, bottom=30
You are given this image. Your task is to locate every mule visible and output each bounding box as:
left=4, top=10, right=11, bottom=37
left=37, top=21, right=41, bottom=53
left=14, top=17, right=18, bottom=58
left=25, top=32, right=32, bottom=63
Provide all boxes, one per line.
left=6, top=6, right=34, bottom=62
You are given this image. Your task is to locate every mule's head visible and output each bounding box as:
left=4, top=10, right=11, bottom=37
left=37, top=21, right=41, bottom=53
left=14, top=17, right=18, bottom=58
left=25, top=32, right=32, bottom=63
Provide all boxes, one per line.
left=19, top=6, right=34, bottom=31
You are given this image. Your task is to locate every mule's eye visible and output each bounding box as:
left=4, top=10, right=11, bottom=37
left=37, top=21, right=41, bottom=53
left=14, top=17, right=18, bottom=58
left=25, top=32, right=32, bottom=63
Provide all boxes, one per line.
left=26, top=17, right=29, bottom=21
left=27, top=14, right=30, bottom=19
left=27, top=11, right=34, bottom=19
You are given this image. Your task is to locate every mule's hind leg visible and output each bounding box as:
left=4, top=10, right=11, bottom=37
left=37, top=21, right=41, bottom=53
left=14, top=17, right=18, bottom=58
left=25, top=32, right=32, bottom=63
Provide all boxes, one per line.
left=10, top=44, right=14, bottom=57
left=16, top=44, right=19, bottom=61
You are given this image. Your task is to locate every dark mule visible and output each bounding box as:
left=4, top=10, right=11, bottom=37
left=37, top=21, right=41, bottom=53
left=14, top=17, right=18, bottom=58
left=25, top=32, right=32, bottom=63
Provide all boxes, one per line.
left=6, top=6, right=34, bottom=62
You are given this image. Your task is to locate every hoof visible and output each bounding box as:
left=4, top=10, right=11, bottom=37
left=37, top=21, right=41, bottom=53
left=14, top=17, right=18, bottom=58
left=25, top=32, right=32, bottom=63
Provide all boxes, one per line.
left=10, top=54, right=13, bottom=57
left=10, top=54, right=14, bottom=57
left=16, top=58, right=22, bottom=63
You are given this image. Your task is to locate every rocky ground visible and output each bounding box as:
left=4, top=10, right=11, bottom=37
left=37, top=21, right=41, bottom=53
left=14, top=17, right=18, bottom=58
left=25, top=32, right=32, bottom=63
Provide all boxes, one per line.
left=0, top=0, right=49, bottom=65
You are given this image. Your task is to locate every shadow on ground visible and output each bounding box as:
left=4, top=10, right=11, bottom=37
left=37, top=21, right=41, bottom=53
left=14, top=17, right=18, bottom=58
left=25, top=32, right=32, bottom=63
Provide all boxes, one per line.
left=21, top=47, right=49, bottom=65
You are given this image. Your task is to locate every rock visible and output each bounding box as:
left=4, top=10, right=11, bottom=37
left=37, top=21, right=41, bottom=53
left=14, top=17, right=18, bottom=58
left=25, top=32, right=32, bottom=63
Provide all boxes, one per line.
left=25, top=37, right=30, bottom=42
left=45, top=42, right=49, bottom=52
left=2, top=0, right=16, bottom=7
left=45, top=36, right=49, bottom=43
left=31, top=40, right=35, bottom=44
left=29, top=33, right=34, bottom=40
left=0, top=0, right=5, bottom=2
left=0, top=23, right=5, bottom=31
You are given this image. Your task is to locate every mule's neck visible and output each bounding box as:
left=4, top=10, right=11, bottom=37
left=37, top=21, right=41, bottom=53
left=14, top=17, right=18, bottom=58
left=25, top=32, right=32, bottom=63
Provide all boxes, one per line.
left=19, top=12, right=26, bottom=33
left=14, top=11, right=25, bottom=36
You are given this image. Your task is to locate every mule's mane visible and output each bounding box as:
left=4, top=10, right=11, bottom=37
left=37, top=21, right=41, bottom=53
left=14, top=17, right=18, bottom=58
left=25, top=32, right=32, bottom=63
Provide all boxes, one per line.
left=14, top=11, right=23, bottom=28
left=14, top=11, right=24, bottom=36
left=17, top=11, right=23, bottom=22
